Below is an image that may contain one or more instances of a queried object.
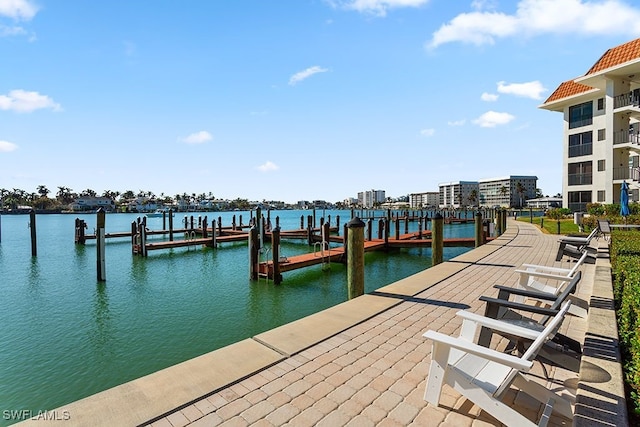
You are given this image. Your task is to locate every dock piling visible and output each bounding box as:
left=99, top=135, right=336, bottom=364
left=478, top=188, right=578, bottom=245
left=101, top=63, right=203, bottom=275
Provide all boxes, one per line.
left=346, top=217, right=365, bottom=299
left=475, top=212, right=484, bottom=247
left=29, top=210, right=37, bottom=257
left=432, top=214, right=443, bottom=266
left=249, top=226, right=259, bottom=281
left=96, top=208, right=106, bottom=281
left=272, top=226, right=282, bottom=284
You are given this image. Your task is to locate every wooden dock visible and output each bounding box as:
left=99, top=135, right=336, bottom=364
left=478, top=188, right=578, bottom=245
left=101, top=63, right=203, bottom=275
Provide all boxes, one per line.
left=257, top=233, right=493, bottom=279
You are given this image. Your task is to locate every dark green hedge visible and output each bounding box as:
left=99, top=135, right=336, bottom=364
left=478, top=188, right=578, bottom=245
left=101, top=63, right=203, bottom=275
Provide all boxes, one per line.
left=611, top=231, right=640, bottom=416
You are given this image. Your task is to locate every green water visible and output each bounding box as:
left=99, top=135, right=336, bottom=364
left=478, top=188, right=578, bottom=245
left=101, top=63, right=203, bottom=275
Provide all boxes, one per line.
left=0, top=210, right=472, bottom=424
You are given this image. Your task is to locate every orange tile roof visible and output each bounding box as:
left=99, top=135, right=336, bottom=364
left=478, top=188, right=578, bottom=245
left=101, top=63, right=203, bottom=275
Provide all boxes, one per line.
left=543, top=80, right=593, bottom=104
left=543, top=37, right=640, bottom=105
left=586, top=37, right=640, bottom=75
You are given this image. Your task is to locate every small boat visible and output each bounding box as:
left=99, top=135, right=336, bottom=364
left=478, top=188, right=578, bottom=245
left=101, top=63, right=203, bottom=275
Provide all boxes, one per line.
left=146, top=209, right=174, bottom=218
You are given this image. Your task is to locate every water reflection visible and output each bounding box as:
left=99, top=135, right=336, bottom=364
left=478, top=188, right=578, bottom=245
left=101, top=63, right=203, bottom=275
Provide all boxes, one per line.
left=90, top=282, right=114, bottom=359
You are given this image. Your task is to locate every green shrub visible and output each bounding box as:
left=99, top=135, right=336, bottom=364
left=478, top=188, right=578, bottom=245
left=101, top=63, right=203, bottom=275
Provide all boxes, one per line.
left=611, top=230, right=640, bottom=417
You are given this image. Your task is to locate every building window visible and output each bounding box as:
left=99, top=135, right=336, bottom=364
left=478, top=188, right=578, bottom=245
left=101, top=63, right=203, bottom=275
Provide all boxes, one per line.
left=569, top=101, right=593, bottom=129
left=568, top=191, right=591, bottom=212
left=597, top=98, right=604, bottom=111
left=597, top=129, right=605, bottom=141
left=568, top=131, right=593, bottom=157
left=597, top=190, right=605, bottom=202
left=597, top=159, right=605, bottom=171
left=568, top=161, right=592, bottom=185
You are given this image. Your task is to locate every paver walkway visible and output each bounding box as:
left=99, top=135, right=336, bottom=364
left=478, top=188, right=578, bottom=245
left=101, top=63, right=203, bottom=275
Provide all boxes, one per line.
left=145, top=219, right=592, bottom=427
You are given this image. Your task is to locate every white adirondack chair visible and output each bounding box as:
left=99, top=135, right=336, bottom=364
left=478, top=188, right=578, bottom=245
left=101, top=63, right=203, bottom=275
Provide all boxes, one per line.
left=512, top=250, right=588, bottom=318
left=423, top=301, right=574, bottom=427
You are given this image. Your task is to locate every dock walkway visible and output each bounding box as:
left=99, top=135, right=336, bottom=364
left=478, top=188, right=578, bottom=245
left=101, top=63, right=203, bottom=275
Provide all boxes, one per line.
left=20, top=219, right=626, bottom=426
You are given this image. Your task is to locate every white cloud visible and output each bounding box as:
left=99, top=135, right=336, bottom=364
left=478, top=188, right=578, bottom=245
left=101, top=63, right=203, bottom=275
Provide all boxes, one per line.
left=257, top=161, right=279, bottom=172
left=481, top=92, right=498, bottom=101
left=447, top=119, right=466, bottom=126
left=0, top=0, right=38, bottom=20
left=289, top=66, right=329, bottom=85
left=420, top=128, right=435, bottom=137
left=497, top=80, right=546, bottom=100
left=0, top=24, right=25, bottom=36
left=330, top=0, right=430, bottom=17
left=0, top=140, right=18, bottom=152
left=0, top=90, right=62, bottom=113
left=427, top=0, right=640, bottom=49
left=473, top=110, right=515, bottom=127
left=180, top=131, right=212, bottom=144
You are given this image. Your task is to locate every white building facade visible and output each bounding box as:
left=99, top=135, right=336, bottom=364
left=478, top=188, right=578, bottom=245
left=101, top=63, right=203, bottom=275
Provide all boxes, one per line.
left=478, top=176, right=538, bottom=208
left=541, top=37, right=640, bottom=212
left=358, top=190, right=386, bottom=208
left=438, top=181, right=479, bottom=208
left=409, top=191, right=439, bottom=208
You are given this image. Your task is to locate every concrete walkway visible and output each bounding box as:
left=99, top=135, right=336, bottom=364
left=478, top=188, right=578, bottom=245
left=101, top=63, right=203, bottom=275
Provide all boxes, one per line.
left=19, top=219, right=620, bottom=426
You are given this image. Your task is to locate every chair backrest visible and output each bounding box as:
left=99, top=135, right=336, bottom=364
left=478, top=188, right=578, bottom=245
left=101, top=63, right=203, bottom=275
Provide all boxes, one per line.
left=598, top=219, right=611, bottom=233
left=568, top=250, right=589, bottom=276
left=495, top=301, right=572, bottom=396
left=585, top=226, right=599, bottom=243
left=549, top=271, right=581, bottom=312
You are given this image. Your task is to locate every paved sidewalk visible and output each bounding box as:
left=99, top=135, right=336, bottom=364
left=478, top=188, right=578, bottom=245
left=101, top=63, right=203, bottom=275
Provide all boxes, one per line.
left=145, top=220, right=591, bottom=427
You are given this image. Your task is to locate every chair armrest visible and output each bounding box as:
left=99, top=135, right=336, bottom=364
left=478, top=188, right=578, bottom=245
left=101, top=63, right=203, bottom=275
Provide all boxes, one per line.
left=492, top=285, right=558, bottom=301
left=480, top=295, right=560, bottom=316
left=514, top=269, right=573, bottom=282
left=423, top=330, right=533, bottom=371
left=521, top=263, right=572, bottom=274
left=455, top=310, right=540, bottom=340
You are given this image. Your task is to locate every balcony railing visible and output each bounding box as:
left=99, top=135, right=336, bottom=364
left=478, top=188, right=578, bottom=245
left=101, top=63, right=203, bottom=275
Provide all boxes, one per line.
left=613, top=167, right=631, bottom=180
left=568, top=173, right=593, bottom=186
left=613, top=129, right=640, bottom=145
left=614, top=90, right=640, bottom=109
left=568, top=143, right=593, bottom=157
left=568, top=202, right=588, bottom=212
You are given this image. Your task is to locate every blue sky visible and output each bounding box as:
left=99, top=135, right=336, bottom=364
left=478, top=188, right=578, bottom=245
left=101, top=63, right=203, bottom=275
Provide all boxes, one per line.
left=2, top=0, right=640, bottom=203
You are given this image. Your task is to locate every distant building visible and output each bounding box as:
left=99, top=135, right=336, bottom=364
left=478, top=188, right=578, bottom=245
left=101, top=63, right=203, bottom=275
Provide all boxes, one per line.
left=357, top=190, right=385, bottom=208
left=478, top=176, right=538, bottom=208
left=438, top=181, right=479, bottom=208
left=526, top=197, right=562, bottom=209
left=71, top=196, right=115, bottom=212
left=409, top=192, right=439, bottom=208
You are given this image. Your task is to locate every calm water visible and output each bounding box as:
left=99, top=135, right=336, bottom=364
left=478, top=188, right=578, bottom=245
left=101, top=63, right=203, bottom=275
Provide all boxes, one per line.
left=0, top=209, right=473, bottom=424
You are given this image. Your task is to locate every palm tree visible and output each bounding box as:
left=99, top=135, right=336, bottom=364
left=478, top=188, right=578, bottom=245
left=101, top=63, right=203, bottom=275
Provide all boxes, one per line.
left=499, top=185, right=508, bottom=207
left=37, top=185, right=50, bottom=198
left=515, top=181, right=525, bottom=208
left=467, top=189, right=478, bottom=207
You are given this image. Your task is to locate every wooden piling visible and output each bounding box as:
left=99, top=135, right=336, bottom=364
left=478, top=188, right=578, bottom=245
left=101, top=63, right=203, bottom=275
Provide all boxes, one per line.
left=162, top=211, right=167, bottom=230
left=202, top=216, right=208, bottom=239
left=169, top=209, right=174, bottom=241
left=75, top=218, right=86, bottom=244
left=502, top=209, right=507, bottom=233
left=29, top=210, right=37, bottom=257
left=96, top=208, right=106, bottom=281
left=495, top=210, right=503, bottom=236
left=336, top=215, right=340, bottom=235
left=322, top=221, right=330, bottom=250
left=475, top=212, right=483, bottom=247
left=367, top=218, right=373, bottom=241
left=395, top=218, right=400, bottom=240
left=346, top=217, right=365, bottom=299
left=249, top=226, right=259, bottom=280
left=272, top=226, right=282, bottom=284
left=432, top=213, right=443, bottom=266
left=210, top=219, right=217, bottom=248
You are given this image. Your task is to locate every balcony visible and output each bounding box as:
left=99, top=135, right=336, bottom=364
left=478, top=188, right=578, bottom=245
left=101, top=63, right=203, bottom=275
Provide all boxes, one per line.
left=613, top=167, right=631, bottom=180
left=568, top=143, right=592, bottom=157
left=614, top=90, right=640, bottom=109
left=567, top=173, right=592, bottom=186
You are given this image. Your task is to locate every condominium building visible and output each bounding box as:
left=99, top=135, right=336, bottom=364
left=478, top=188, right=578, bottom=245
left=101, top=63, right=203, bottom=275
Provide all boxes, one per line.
left=478, top=176, right=538, bottom=208
left=357, top=190, right=386, bottom=208
left=438, top=181, right=479, bottom=208
left=540, top=37, right=640, bottom=212
left=409, top=191, right=439, bottom=208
